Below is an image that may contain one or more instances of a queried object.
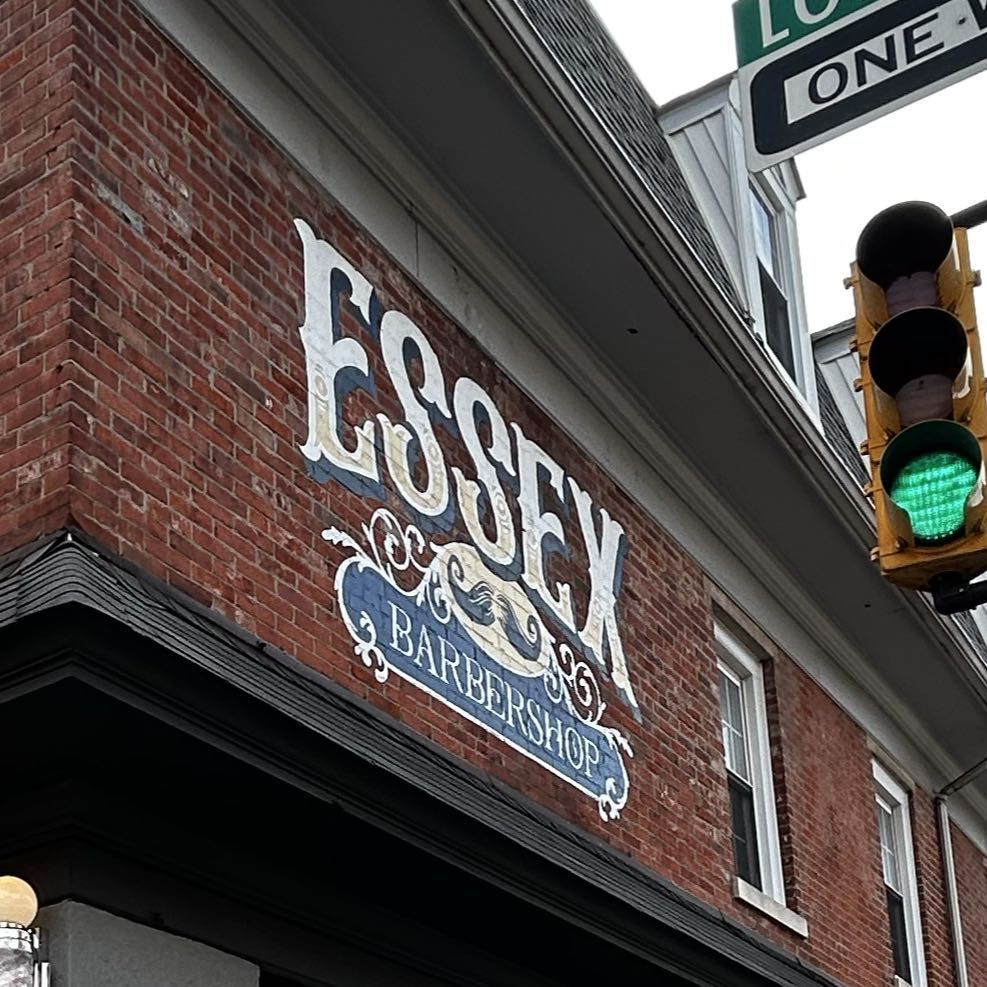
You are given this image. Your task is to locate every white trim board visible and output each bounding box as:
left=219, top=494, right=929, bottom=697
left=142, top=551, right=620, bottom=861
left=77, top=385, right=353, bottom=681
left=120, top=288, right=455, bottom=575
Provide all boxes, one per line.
left=716, top=623, right=788, bottom=908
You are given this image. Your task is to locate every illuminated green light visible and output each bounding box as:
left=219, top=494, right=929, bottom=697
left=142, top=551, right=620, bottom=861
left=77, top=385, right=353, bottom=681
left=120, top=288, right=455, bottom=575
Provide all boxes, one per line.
left=889, top=451, right=978, bottom=543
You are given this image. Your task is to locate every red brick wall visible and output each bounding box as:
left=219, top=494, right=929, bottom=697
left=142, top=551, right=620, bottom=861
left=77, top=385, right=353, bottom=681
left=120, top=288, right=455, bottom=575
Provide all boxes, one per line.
left=3, top=1, right=986, bottom=985
left=765, top=650, right=890, bottom=984
left=913, top=789, right=958, bottom=987
left=1, top=0, right=78, bottom=542
left=953, top=824, right=987, bottom=985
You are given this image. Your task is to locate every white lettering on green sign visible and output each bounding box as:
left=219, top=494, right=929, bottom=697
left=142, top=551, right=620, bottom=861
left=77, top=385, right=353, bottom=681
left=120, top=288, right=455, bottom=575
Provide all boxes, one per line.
left=734, top=0, right=883, bottom=65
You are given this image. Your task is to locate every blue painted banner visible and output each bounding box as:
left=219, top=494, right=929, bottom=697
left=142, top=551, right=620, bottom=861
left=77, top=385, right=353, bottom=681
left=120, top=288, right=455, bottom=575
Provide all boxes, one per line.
left=326, top=510, right=632, bottom=820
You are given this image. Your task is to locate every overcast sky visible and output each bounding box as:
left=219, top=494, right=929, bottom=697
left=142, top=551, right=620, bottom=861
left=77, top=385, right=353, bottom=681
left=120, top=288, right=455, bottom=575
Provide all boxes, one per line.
left=589, top=0, right=987, bottom=334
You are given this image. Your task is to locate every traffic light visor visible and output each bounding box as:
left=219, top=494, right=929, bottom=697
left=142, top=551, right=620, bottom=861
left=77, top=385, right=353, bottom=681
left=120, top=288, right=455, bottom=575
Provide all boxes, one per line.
left=869, top=308, right=967, bottom=397
left=856, top=201, right=954, bottom=290
left=880, top=421, right=982, bottom=544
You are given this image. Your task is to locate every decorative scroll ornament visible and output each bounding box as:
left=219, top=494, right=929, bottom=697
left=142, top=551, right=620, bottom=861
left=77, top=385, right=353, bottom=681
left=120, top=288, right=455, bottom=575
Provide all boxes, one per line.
left=324, top=510, right=633, bottom=821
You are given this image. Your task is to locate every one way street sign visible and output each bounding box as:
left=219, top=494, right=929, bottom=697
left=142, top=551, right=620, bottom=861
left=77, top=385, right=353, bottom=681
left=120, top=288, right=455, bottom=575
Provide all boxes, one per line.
left=735, top=0, right=987, bottom=169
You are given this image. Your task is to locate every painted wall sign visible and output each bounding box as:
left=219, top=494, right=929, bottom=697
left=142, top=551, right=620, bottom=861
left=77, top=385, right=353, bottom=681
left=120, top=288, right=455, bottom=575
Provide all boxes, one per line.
left=294, top=219, right=637, bottom=819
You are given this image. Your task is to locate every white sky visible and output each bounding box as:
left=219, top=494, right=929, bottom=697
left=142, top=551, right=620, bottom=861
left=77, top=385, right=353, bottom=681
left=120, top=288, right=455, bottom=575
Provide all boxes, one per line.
left=589, top=0, right=987, bottom=333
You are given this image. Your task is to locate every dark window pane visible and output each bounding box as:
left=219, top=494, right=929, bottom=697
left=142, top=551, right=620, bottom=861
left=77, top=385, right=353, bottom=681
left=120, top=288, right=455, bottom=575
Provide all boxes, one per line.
left=728, top=771, right=761, bottom=890
left=759, top=266, right=795, bottom=378
left=886, top=886, right=912, bottom=982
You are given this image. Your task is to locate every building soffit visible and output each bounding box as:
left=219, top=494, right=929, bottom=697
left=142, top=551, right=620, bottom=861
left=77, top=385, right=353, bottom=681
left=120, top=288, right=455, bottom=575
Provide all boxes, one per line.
left=131, top=0, right=987, bottom=836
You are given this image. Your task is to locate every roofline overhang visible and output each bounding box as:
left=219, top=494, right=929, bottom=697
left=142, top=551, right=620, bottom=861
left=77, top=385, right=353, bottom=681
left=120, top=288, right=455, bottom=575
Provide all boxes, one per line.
left=453, top=0, right=868, bottom=525
left=0, top=529, right=847, bottom=987
left=811, top=318, right=856, bottom=345
left=447, top=0, right=987, bottom=706
left=659, top=71, right=734, bottom=116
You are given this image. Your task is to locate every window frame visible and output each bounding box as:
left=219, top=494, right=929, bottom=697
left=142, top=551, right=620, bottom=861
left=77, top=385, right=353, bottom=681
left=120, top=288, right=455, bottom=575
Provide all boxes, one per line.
left=737, top=165, right=817, bottom=411
left=872, top=761, right=927, bottom=987
left=715, top=623, right=786, bottom=906
left=748, top=181, right=797, bottom=376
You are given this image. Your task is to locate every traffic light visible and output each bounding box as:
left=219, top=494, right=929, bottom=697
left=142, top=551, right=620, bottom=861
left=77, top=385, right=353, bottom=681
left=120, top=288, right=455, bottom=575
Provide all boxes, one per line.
left=850, top=201, right=987, bottom=592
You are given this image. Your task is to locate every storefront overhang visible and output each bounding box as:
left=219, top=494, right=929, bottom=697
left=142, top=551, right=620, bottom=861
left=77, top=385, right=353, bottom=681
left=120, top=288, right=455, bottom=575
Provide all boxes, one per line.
left=1, top=530, right=843, bottom=987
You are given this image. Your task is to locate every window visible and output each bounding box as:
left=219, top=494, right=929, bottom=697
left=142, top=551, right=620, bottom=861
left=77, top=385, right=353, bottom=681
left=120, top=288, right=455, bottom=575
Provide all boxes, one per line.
left=714, top=624, right=807, bottom=936
left=873, top=762, right=926, bottom=986
left=749, top=185, right=796, bottom=379
left=720, top=664, right=761, bottom=887
left=715, top=624, right=785, bottom=902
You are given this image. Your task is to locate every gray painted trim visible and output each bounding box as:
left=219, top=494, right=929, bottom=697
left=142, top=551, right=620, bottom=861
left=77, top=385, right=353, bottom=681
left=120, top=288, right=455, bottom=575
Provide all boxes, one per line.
left=40, top=903, right=260, bottom=987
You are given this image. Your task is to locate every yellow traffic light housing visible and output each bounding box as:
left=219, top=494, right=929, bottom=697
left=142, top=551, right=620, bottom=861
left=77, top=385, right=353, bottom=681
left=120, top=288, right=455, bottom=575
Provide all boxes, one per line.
left=850, top=201, right=987, bottom=591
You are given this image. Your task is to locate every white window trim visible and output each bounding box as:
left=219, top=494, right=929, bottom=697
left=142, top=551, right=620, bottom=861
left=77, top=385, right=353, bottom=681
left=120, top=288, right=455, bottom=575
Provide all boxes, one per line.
left=747, top=179, right=792, bottom=353
left=733, top=165, right=815, bottom=412
left=872, top=760, right=927, bottom=987
left=733, top=877, right=808, bottom=938
left=715, top=623, right=788, bottom=908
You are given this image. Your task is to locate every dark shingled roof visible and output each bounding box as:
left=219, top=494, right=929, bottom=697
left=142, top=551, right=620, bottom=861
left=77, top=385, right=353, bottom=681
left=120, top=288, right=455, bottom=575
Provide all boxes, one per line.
left=514, top=0, right=747, bottom=317
left=814, top=364, right=869, bottom=488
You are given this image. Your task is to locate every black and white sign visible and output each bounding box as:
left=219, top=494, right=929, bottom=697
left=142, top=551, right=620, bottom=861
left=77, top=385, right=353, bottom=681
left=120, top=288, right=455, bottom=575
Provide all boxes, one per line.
left=739, top=0, right=987, bottom=169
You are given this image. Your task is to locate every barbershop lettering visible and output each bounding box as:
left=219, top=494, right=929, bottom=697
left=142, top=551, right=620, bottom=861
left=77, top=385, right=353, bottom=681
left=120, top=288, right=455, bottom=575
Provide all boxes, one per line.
left=387, top=602, right=603, bottom=779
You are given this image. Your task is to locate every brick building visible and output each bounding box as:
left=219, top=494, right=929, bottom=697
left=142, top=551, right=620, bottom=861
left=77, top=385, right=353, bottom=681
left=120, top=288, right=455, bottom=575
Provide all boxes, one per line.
left=1, top=1, right=986, bottom=985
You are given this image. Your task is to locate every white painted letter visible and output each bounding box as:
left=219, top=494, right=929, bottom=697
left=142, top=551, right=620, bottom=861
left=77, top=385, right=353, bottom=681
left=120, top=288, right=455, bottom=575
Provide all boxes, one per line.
left=512, top=424, right=575, bottom=631
left=389, top=602, right=413, bottom=657
left=294, top=219, right=378, bottom=482
left=378, top=311, right=451, bottom=517
left=569, top=478, right=637, bottom=711
left=452, top=377, right=517, bottom=566
left=759, top=0, right=789, bottom=47
left=794, top=0, right=839, bottom=25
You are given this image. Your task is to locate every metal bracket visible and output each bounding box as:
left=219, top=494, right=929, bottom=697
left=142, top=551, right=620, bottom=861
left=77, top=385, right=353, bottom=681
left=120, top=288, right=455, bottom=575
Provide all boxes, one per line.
left=929, top=573, right=987, bottom=614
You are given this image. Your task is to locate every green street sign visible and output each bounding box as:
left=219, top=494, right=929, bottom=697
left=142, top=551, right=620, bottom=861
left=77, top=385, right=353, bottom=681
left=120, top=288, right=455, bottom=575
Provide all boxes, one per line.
left=735, top=0, right=987, bottom=169
left=733, top=0, right=883, bottom=66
